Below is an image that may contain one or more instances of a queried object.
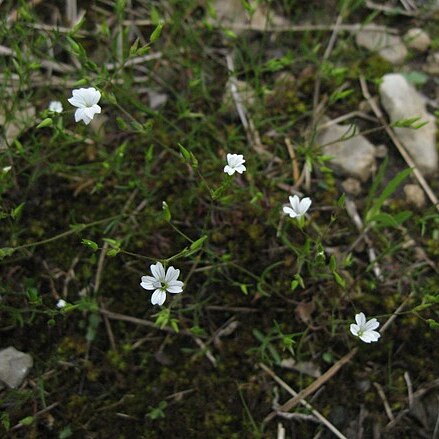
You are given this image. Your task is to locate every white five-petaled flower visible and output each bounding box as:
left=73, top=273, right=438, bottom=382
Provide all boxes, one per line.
left=140, top=262, right=184, bottom=306
left=283, top=195, right=312, bottom=218
left=350, top=312, right=381, bottom=343
left=224, top=153, right=246, bottom=176
left=56, top=299, right=67, bottom=309
left=68, top=87, right=101, bottom=125
left=48, top=101, right=63, bottom=113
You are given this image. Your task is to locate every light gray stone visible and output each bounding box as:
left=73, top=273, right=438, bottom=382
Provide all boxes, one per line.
left=424, top=52, right=439, bottom=75
left=379, top=74, right=438, bottom=175
left=0, top=347, right=33, bottom=389
left=317, top=122, right=376, bottom=181
left=209, top=0, right=289, bottom=32
left=405, top=28, right=431, bottom=52
left=356, top=30, right=407, bottom=64
left=404, top=184, right=426, bottom=208
left=342, top=178, right=362, bottom=196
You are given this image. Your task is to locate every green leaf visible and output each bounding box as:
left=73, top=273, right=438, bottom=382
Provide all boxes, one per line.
left=366, top=168, right=412, bottom=222
left=427, top=319, right=439, bottom=329
left=239, top=283, right=249, bottom=295
left=337, top=193, right=346, bottom=208
left=162, top=201, right=171, bottom=221
left=11, top=202, right=25, bottom=220
left=150, top=22, right=164, bottom=42
left=178, top=143, right=191, bottom=161
left=81, top=239, right=98, bottom=251
left=402, top=71, right=429, bottom=86
left=190, top=235, right=207, bottom=251
left=37, top=118, right=53, bottom=128
left=1, top=412, right=10, bottom=430
left=19, top=416, right=34, bottom=426
left=0, top=247, right=15, bottom=260
left=129, top=38, right=140, bottom=56
left=145, top=145, right=154, bottom=162
left=392, top=117, right=429, bottom=129
left=107, top=248, right=120, bottom=257
left=333, top=271, right=346, bottom=288
left=59, top=425, right=73, bottom=439
left=369, top=211, right=412, bottom=228
left=329, top=88, right=354, bottom=104
left=329, top=255, right=337, bottom=272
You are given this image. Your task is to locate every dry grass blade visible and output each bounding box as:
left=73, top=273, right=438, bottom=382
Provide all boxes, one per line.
left=263, top=348, right=357, bottom=424
left=345, top=198, right=383, bottom=281
left=260, top=363, right=349, bottom=439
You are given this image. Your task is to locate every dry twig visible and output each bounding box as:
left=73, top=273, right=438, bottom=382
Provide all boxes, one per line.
left=260, top=363, right=349, bottom=439
left=345, top=198, right=383, bottom=280
left=373, top=382, right=395, bottom=422
left=263, top=348, right=357, bottom=423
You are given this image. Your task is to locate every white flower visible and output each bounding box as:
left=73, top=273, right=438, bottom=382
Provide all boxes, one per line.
left=140, top=262, right=184, bottom=306
left=68, top=87, right=101, bottom=125
left=56, top=299, right=67, bottom=309
left=350, top=312, right=381, bottom=343
left=283, top=195, right=312, bottom=218
left=224, top=153, right=246, bottom=175
left=48, top=101, right=63, bottom=113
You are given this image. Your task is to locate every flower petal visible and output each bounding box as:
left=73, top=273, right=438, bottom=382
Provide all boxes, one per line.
left=299, top=197, right=312, bottom=214
left=151, top=289, right=166, bottom=306
left=359, top=333, right=373, bottom=343
left=140, top=275, right=159, bottom=290
left=355, top=312, right=366, bottom=326
left=151, top=262, right=165, bottom=281
left=290, top=195, right=300, bottom=213
left=366, top=330, right=381, bottom=342
left=68, top=96, right=83, bottom=108
left=364, top=318, right=379, bottom=331
left=165, top=266, right=180, bottom=283
left=167, top=281, right=183, bottom=294
left=350, top=324, right=360, bottom=336
left=224, top=165, right=235, bottom=175
left=283, top=206, right=298, bottom=218
left=74, top=108, right=91, bottom=124
left=235, top=165, right=246, bottom=174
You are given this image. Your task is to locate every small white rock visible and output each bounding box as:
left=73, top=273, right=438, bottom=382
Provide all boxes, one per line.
left=317, top=122, right=377, bottom=181
left=0, top=347, right=33, bottom=389
left=342, top=178, right=362, bottom=196
left=356, top=30, right=407, bottom=65
left=424, top=52, right=439, bottom=75
left=379, top=74, right=438, bottom=175
left=405, top=28, right=431, bottom=52
left=404, top=184, right=426, bottom=208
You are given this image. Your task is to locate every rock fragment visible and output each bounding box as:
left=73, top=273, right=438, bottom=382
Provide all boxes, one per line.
left=424, top=52, right=439, bottom=75
left=317, top=122, right=376, bottom=181
left=379, top=73, right=438, bottom=175
left=342, top=178, right=362, bottom=196
left=0, top=347, right=33, bottom=389
left=404, top=184, right=426, bottom=208
left=356, top=30, right=407, bottom=64
left=405, top=28, right=431, bottom=52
